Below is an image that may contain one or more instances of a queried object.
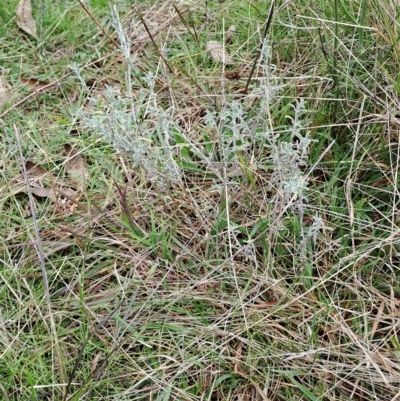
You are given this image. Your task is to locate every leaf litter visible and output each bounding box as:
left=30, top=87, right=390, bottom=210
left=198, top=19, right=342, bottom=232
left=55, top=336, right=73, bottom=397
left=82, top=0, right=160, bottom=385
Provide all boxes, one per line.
left=64, top=144, right=90, bottom=193
left=15, top=0, right=38, bottom=39
left=2, top=145, right=89, bottom=216
left=205, top=40, right=233, bottom=65
left=0, top=74, right=14, bottom=111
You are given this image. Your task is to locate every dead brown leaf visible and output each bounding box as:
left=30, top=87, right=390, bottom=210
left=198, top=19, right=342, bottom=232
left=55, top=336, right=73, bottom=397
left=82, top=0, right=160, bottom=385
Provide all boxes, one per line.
left=225, top=70, right=242, bottom=81
left=26, top=161, right=48, bottom=178
left=15, top=0, right=38, bottom=39
left=6, top=161, right=57, bottom=203
left=28, top=182, right=57, bottom=202
left=64, top=144, right=89, bottom=192
left=205, top=41, right=232, bottom=65
left=20, top=78, right=50, bottom=90
left=0, top=76, right=13, bottom=111
left=25, top=161, right=56, bottom=201
left=1, top=157, right=90, bottom=217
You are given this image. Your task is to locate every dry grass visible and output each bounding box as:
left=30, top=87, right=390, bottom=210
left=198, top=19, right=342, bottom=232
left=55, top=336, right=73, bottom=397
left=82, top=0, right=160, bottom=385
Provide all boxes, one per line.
left=1, top=0, right=400, bottom=400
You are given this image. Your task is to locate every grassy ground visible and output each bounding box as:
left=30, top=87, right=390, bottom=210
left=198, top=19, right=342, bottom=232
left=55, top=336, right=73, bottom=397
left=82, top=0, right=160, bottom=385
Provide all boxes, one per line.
left=1, top=0, right=400, bottom=400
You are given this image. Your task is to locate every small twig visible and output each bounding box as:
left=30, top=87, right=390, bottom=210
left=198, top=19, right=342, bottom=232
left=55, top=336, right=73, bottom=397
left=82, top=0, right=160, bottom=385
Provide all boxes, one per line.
left=134, top=7, right=207, bottom=97
left=243, top=0, right=275, bottom=95
left=77, top=0, right=121, bottom=51
left=113, top=178, right=145, bottom=235
left=134, top=7, right=174, bottom=74
left=318, top=23, right=329, bottom=61
left=13, top=124, right=66, bottom=398
left=172, top=2, right=200, bottom=47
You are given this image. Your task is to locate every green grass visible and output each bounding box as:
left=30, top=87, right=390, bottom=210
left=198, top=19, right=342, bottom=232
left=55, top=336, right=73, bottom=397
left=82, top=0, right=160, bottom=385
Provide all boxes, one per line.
left=1, top=0, right=400, bottom=400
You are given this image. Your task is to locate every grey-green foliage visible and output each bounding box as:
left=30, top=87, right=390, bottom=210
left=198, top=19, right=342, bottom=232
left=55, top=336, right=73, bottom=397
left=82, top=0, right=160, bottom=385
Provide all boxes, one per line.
left=71, top=8, right=181, bottom=189
left=268, top=98, right=316, bottom=218
left=71, top=9, right=324, bottom=246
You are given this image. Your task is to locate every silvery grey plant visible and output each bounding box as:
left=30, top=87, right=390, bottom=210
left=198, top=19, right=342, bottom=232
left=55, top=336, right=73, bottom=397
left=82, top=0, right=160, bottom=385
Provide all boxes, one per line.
left=268, top=98, right=315, bottom=219
left=71, top=7, right=324, bottom=245
left=71, top=7, right=181, bottom=190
